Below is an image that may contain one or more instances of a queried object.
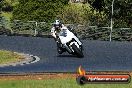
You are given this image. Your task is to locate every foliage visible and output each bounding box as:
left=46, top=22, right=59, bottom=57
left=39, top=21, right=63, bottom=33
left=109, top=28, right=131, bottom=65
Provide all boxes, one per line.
left=87, top=0, right=132, bottom=28
left=12, top=0, right=68, bottom=22
left=58, top=3, right=108, bottom=26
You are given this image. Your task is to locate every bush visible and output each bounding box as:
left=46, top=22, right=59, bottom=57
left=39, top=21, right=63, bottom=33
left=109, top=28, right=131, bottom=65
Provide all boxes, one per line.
left=57, top=3, right=108, bottom=26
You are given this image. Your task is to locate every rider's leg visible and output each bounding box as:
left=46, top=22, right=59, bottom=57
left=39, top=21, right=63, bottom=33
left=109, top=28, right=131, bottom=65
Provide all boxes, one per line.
left=52, top=35, right=65, bottom=54
left=55, top=38, right=65, bottom=54
left=57, top=41, right=64, bottom=54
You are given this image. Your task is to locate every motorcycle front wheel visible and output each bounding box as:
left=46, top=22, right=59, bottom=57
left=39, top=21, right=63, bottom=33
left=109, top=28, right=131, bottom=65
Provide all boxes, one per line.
left=71, top=44, right=84, bottom=58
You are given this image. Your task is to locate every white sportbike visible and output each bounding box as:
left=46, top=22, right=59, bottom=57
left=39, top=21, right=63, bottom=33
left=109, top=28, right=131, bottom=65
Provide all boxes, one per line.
left=56, top=27, right=84, bottom=58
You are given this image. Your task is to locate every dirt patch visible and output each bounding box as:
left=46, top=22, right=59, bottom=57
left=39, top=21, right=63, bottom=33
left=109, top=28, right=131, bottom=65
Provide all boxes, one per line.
left=0, top=71, right=131, bottom=80
left=0, top=73, right=76, bottom=80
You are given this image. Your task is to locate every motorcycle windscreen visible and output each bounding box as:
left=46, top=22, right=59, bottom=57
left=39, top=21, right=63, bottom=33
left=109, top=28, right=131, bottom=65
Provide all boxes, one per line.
left=59, top=30, right=74, bottom=44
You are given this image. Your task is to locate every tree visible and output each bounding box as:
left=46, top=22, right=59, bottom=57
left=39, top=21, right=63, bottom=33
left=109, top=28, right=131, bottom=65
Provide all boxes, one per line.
left=13, top=0, right=68, bottom=22
left=0, top=0, right=3, bottom=15
left=57, top=3, right=107, bottom=26
left=87, top=0, right=132, bottom=28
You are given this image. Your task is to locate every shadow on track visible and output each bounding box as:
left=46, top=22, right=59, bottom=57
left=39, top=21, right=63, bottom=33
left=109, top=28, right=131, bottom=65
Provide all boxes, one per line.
left=57, top=54, right=84, bottom=59
left=57, top=54, right=77, bottom=57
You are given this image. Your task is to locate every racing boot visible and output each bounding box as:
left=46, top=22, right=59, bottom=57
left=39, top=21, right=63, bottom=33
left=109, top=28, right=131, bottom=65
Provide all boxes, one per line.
left=57, top=47, right=63, bottom=54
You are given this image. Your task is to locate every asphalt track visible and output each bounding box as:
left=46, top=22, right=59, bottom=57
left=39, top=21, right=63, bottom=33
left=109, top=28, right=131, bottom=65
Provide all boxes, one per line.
left=0, top=36, right=132, bottom=73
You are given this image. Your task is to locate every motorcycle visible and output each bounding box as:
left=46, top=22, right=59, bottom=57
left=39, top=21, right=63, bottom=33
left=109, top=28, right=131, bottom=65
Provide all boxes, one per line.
left=56, top=27, right=84, bottom=58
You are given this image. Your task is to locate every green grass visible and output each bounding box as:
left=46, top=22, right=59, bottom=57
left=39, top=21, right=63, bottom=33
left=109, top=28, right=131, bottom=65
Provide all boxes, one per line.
left=0, top=78, right=131, bottom=88
left=0, top=50, right=23, bottom=64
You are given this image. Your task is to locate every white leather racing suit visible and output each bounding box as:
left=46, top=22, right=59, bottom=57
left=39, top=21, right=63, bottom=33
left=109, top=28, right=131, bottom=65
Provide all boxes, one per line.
left=51, top=24, right=65, bottom=39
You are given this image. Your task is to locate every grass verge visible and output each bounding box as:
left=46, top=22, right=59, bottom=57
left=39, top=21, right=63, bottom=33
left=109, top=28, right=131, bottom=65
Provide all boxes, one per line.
left=0, top=78, right=131, bottom=88
left=0, top=73, right=131, bottom=88
left=0, top=50, right=23, bottom=64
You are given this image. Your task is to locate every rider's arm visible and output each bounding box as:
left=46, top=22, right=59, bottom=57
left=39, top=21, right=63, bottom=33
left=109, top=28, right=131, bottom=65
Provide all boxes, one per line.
left=51, top=27, right=56, bottom=38
left=61, top=24, right=65, bottom=27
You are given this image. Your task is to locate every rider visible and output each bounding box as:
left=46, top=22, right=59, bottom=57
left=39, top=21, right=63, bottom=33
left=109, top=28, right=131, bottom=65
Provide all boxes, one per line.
left=51, top=20, right=66, bottom=54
